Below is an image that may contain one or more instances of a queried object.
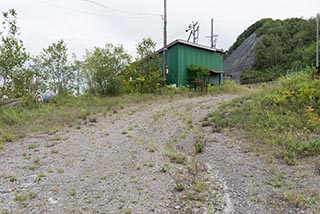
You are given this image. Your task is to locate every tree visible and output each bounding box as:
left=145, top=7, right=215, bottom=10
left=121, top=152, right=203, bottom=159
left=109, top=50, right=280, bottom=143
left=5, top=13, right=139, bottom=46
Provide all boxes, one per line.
left=0, top=9, right=29, bottom=96
left=124, top=38, right=163, bottom=93
left=81, top=43, right=130, bottom=96
left=37, top=40, right=75, bottom=94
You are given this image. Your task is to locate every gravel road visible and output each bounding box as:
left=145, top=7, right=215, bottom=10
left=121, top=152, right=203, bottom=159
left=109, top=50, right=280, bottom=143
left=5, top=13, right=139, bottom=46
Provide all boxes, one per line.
left=1, top=94, right=319, bottom=214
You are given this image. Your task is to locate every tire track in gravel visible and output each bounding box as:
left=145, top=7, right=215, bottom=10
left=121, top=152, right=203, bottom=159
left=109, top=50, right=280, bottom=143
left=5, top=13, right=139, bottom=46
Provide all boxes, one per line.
left=0, top=94, right=240, bottom=214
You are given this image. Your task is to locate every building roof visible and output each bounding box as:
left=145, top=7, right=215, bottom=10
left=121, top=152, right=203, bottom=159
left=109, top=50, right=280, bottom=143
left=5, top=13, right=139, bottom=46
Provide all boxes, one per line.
left=209, top=70, right=224, bottom=74
left=158, top=39, right=225, bottom=54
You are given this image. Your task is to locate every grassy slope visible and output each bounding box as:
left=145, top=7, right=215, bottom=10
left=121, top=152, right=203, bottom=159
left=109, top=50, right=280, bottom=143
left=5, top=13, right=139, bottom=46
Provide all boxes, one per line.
left=207, top=69, right=320, bottom=165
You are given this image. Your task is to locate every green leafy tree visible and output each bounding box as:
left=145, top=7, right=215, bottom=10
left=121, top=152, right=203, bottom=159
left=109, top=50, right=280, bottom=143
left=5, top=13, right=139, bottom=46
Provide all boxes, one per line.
left=187, top=65, right=210, bottom=82
left=0, top=9, right=29, bottom=96
left=37, top=40, right=75, bottom=94
left=81, top=43, right=130, bottom=96
left=237, top=17, right=317, bottom=81
left=124, top=38, right=163, bottom=93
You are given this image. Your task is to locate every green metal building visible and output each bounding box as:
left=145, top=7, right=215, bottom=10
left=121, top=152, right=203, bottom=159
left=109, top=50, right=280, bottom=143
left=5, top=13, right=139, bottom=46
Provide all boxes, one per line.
left=159, top=40, right=224, bottom=87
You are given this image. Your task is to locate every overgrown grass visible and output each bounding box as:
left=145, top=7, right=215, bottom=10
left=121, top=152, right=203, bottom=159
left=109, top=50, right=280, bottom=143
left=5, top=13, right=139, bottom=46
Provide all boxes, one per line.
left=0, top=81, right=248, bottom=147
left=0, top=93, right=159, bottom=143
left=207, top=69, right=320, bottom=164
left=207, top=80, right=250, bottom=95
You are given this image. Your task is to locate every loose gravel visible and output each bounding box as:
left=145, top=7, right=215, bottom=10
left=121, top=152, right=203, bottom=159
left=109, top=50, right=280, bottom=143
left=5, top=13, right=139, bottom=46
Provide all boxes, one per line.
left=1, top=94, right=319, bottom=214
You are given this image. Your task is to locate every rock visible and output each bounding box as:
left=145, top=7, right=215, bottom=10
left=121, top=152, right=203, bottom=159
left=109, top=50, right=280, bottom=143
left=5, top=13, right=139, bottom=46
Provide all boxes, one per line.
left=48, top=197, right=59, bottom=204
left=224, top=32, right=261, bottom=82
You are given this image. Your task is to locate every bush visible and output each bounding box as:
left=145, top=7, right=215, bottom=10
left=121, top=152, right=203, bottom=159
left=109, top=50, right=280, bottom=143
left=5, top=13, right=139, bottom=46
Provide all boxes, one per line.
left=207, top=69, right=320, bottom=164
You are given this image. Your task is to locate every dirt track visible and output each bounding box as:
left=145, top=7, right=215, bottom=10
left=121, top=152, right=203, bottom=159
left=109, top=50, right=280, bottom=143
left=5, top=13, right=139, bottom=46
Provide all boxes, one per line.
left=1, top=94, right=319, bottom=214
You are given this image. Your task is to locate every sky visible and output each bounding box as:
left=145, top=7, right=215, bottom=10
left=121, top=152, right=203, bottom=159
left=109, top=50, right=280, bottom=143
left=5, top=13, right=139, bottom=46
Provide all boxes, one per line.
left=1, top=0, right=319, bottom=59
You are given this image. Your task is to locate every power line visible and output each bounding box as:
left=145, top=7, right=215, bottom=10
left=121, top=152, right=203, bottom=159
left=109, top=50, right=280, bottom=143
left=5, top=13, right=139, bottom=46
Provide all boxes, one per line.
left=37, top=0, right=159, bottom=19
left=82, top=0, right=161, bottom=17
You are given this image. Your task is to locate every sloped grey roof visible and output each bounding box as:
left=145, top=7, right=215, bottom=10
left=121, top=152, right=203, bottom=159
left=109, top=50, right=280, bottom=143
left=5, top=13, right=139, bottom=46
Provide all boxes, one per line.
left=158, top=39, right=224, bottom=54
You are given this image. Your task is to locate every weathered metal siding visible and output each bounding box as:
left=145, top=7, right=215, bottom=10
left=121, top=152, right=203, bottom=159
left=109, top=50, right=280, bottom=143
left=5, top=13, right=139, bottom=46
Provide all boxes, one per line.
left=175, top=44, right=224, bottom=86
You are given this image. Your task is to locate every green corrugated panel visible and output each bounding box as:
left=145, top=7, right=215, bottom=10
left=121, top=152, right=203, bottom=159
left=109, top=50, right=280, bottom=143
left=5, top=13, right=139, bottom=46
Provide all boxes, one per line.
left=166, top=45, right=178, bottom=85
left=165, top=42, right=224, bottom=86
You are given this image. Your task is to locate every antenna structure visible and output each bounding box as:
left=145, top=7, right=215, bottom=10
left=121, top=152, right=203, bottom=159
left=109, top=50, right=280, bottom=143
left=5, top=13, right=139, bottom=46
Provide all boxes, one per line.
left=186, top=21, right=200, bottom=44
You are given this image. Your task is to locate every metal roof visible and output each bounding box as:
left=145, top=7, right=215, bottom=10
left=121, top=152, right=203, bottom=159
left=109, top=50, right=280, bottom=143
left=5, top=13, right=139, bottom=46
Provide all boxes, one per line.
left=209, top=70, right=224, bottom=74
left=158, top=39, right=225, bottom=54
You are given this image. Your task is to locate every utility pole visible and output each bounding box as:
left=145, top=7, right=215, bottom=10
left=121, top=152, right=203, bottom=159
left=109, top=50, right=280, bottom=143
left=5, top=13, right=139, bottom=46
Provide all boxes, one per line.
left=317, top=13, right=320, bottom=73
left=210, top=18, right=214, bottom=48
left=163, top=0, right=167, bottom=85
left=205, top=18, right=218, bottom=48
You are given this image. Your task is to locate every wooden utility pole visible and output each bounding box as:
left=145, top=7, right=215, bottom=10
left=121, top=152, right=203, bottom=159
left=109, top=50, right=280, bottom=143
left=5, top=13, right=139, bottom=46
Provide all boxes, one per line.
left=163, top=0, right=167, bottom=85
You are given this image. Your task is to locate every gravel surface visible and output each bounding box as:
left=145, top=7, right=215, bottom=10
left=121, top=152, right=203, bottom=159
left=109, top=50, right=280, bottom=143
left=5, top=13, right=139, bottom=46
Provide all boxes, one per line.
left=1, top=94, right=319, bottom=214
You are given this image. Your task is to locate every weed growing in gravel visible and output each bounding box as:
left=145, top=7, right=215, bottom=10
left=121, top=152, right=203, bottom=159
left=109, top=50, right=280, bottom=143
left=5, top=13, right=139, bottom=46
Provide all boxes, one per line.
left=70, top=187, right=76, bottom=196
left=165, top=152, right=186, bottom=164
left=175, top=182, right=185, bottom=192
left=28, top=165, right=37, bottom=171
left=51, top=148, right=59, bottom=154
left=48, top=128, right=59, bottom=135
left=100, top=176, right=107, bottom=180
left=148, top=144, right=157, bottom=152
left=194, top=139, right=205, bottom=153
left=35, top=172, right=45, bottom=183
left=28, top=192, right=37, bottom=199
left=44, top=142, right=55, bottom=148
left=15, top=193, right=28, bottom=201
left=160, top=163, right=170, bottom=173
left=1, top=133, right=15, bottom=142
left=1, top=209, right=10, bottom=214
left=121, top=130, right=128, bottom=135
left=57, top=168, right=64, bottom=173
left=28, top=143, right=40, bottom=150
left=33, top=158, right=40, bottom=164
left=9, top=176, right=17, bottom=182
left=147, top=162, right=155, bottom=167
left=124, top=209, right=132, bottom=214
left=194, top=180, right=207, bottom=193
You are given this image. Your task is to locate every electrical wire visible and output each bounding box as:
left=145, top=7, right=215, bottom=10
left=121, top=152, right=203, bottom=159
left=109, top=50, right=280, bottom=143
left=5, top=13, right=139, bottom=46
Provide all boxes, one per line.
left=82, top=0, right=161, bottom=17
left=37, top=0, right=160, bottom=19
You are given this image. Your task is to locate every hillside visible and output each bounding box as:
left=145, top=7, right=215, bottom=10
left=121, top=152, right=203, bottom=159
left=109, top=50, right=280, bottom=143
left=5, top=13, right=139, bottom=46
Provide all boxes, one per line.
left=224, top=18, right=317, bottom=82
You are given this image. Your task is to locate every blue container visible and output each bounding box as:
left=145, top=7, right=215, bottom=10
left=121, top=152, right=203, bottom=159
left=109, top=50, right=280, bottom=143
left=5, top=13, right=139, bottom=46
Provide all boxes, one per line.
left=36, top=91, right=56, bottom=102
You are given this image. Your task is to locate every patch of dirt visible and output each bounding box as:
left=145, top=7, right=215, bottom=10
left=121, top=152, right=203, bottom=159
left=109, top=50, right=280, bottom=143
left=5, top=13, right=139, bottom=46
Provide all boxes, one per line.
left=1, top=94, right=319, bottom=214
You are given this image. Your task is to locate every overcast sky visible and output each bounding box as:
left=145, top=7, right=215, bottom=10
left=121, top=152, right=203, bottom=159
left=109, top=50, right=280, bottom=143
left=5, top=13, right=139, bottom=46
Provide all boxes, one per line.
left=1, top=0, right=319, bottom=59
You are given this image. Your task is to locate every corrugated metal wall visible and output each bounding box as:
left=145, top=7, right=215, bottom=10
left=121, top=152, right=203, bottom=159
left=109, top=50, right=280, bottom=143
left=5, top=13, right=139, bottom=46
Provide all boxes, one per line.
left=166, top=43, right=223, bottom=86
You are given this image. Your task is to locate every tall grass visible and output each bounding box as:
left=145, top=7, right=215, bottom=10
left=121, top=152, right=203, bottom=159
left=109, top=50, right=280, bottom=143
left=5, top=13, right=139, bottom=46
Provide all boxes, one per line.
left=207, top=80, right=250, bottom=95
left=207, top=69, right=320, bottom=165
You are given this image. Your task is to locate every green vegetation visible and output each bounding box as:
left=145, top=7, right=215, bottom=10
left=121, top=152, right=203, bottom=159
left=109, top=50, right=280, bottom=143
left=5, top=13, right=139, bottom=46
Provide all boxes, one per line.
left=14, top=193, right=28, bottom=202
left=194, top=138, right=205, bottom=153
left=148, top=144, right=157, bottom=152
left=187, top=65, right=209, bottom=82
left=69, top=187, right=76, bottom=196
left=207, top=80, right=249, bottom=95
left=207, top=69, right=320, bottom=164
left=227, top=17, right=318, bottom=82
left=0, top=94, right=158, bottom=143
left=226, top=19, right=270, bottom=57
